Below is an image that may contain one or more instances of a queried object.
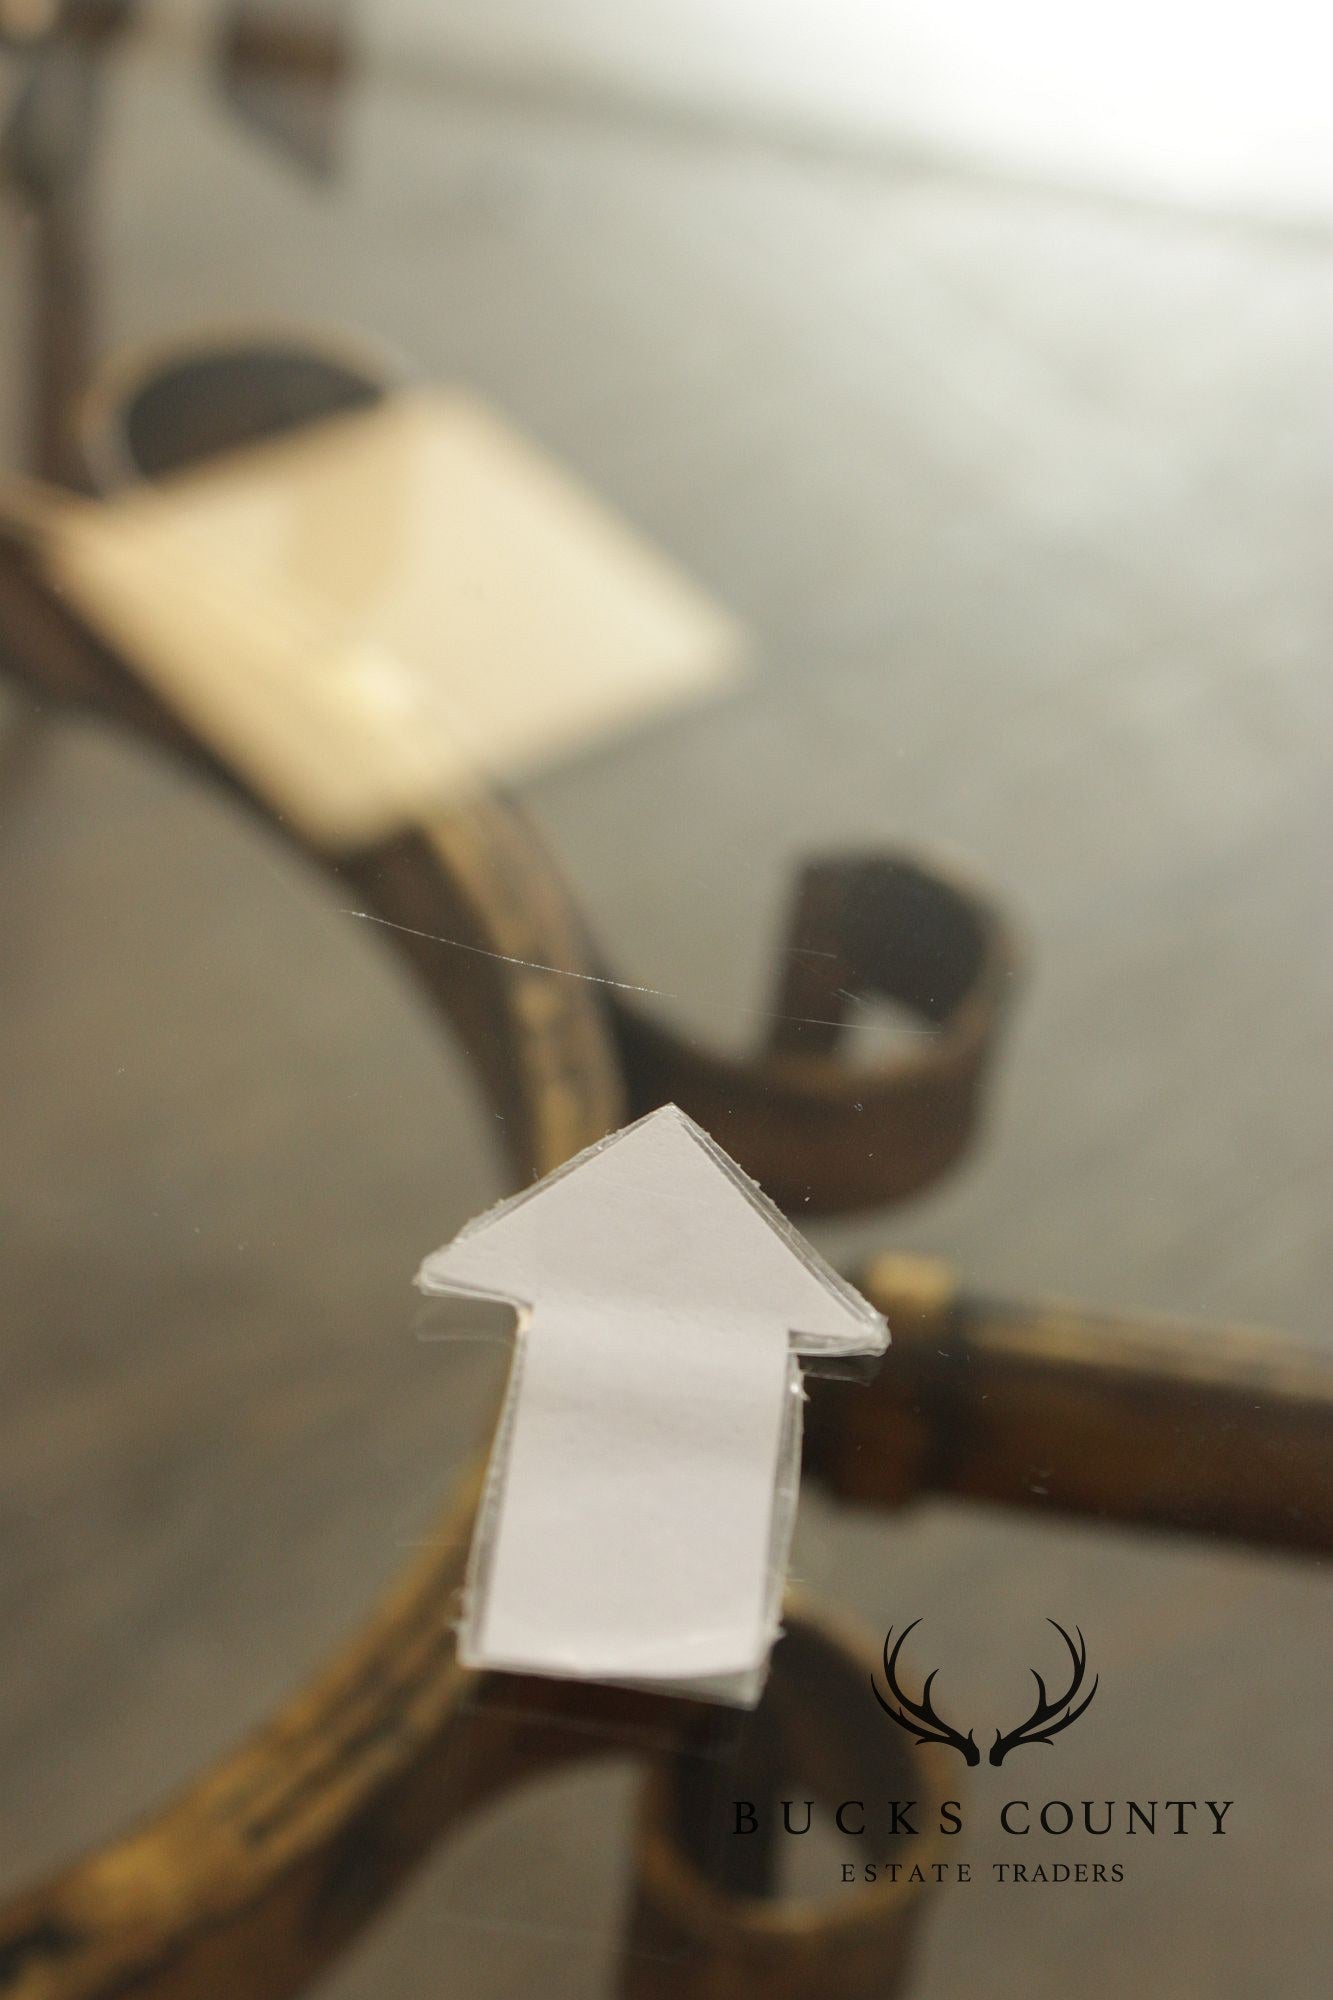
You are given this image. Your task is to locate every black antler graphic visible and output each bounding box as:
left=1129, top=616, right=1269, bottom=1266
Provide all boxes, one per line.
left=871, top=1622, right=980, bottom=1766
left=989, top=1621, right=1098, bottom=1765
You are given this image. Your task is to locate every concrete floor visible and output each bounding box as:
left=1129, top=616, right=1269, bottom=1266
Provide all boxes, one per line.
left=1, top=25, right=1330, bottom=2000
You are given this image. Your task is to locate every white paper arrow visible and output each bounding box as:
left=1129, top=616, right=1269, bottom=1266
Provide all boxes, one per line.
left=417, top=1103, right=887, bottom=1704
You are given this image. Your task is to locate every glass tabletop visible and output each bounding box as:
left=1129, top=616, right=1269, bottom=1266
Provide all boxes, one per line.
left=0, top=9, right=1329, bottom=1998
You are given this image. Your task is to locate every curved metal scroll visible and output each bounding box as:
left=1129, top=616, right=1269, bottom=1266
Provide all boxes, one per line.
left=0, top=472, right=1010, bottom=2000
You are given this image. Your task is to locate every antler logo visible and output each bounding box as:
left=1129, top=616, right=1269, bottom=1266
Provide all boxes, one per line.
left=989, top=1620, right=1098, bottom=1766
left=871, top=1622, right=980, bottom=1766
left=871, top=1619, right=1098, bottom=1767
